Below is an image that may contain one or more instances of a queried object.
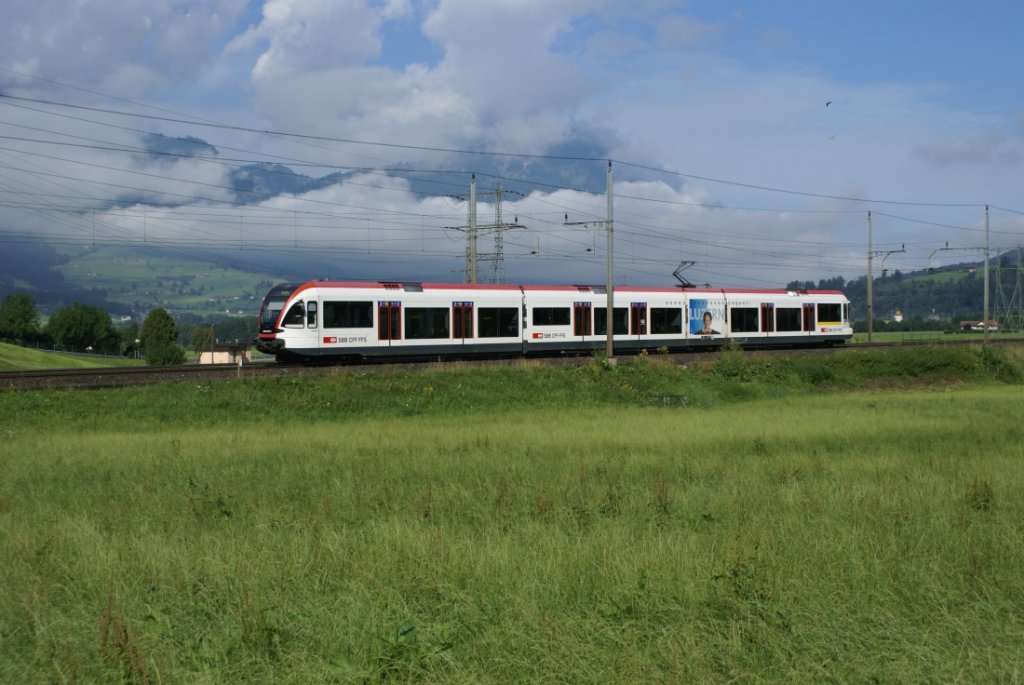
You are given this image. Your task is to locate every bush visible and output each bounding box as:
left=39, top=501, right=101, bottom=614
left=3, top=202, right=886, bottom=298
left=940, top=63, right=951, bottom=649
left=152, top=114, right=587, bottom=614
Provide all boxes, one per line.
left=46, top=303, right=119, bottom=353
left=0, top=292, right=41, bottom=342
left=141, top=308, right=185, bottom=365
left=144, top=341, right=186, bottom=365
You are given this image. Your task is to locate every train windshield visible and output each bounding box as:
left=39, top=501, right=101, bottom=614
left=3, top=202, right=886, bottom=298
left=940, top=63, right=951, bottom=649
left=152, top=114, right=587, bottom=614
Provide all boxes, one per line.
left=258, top=283, right=299, bottom=331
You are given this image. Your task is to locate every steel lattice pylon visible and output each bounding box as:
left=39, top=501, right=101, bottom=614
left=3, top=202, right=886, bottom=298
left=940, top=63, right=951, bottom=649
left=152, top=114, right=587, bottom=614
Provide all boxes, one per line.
left=994, top=247, right=1024, bottom=331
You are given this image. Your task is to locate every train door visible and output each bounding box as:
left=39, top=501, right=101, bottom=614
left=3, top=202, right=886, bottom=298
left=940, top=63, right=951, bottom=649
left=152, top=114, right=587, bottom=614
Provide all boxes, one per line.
left=573, top=302, right=592, bottom=340
left=452, top=301, right=474, bottom=345
left=281, top=298, right=320, bottom=353
left=760, top=303, right=775, bottom=336
left=378, top=301, right=402, bottom=347
left=630, top=302, right=647, bottom=338
left=802, top=303, right=815, bottom=335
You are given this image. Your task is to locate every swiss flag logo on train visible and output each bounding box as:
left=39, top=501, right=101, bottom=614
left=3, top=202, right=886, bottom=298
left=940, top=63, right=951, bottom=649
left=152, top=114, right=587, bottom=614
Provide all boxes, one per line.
left=531, top=332, right=543, bottom=339
left=323, top=336, right=338, bottom=343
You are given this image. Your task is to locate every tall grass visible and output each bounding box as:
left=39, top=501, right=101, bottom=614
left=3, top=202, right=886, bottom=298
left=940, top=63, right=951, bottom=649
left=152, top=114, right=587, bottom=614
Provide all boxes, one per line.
left=1, top=346, right=1023, bottom=682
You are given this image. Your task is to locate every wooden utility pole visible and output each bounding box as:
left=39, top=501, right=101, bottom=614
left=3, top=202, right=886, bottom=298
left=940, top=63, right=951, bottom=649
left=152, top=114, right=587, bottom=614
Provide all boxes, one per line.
left=606, top=161, right=615, bottom=362
left=866, top=211, right=873, bottom=342
left=984, top=205, right=990, bottom=345
left=564, top=161, right=615, bottom=362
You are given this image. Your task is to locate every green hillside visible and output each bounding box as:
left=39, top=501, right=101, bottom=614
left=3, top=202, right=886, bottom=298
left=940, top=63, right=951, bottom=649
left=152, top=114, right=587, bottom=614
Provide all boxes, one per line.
left=52, top=246, right=285, bottom=318
left=792, top=251, right=1023, bottom=327
left=902, top=269, right=972, bottom=284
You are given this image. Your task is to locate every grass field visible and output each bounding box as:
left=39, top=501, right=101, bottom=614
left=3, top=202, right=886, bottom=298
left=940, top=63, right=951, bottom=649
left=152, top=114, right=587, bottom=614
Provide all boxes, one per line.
left=0, top=341, right=143, bottom=370
left=2, top=346, right=1023, bottom=682
left=851, top=330, right=1024, bottom=344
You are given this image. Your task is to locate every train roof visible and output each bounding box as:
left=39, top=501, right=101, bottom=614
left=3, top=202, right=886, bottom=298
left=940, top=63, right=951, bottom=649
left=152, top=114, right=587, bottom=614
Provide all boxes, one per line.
left=288, top=280, right=846, bottom=297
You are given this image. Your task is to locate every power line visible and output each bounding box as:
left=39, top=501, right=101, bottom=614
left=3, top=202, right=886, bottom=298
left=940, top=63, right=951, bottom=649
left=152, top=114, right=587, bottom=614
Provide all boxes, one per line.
left=613, top=160, right=989, bottom=209
left=4, top=92, right=1021, bottom=214
left=0, top=93, right=605, bottom=162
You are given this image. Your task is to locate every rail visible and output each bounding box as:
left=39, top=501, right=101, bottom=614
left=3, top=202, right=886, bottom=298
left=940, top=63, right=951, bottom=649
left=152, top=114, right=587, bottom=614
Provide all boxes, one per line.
left=1, top=337, right=1019, bottom=391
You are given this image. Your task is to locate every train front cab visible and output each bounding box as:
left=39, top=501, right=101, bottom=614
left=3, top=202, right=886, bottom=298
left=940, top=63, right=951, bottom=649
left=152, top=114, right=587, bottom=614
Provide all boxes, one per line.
left=255, top=282, right=296, bottom=357
left=255, top=283, right=323, bottom=360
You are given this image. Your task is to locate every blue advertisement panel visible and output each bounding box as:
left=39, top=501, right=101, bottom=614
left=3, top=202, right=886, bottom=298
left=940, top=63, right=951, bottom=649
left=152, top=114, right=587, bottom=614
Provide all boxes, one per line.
left=688, top=298, right=724, bottom=336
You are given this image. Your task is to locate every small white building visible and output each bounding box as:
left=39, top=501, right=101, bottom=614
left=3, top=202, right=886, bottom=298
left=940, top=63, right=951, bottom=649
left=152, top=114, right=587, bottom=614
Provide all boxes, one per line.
left=198, top=342, right=251, bottom=365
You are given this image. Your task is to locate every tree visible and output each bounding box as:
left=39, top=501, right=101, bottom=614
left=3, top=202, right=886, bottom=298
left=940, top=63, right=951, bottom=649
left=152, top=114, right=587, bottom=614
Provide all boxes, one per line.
left=189, top=325, right=214, bottom=354
left=0, top=292, right=41, bottom=341
left=46, top=303, right=119, bottom=353
left=140, top=308, right=186, bottom=365
left=119, top=322, right=141, bottom=358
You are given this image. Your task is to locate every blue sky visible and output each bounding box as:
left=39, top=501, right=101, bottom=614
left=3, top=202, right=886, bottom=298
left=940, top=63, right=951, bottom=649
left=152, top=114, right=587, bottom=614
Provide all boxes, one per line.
left=0, top=0, right=1021, bottom=287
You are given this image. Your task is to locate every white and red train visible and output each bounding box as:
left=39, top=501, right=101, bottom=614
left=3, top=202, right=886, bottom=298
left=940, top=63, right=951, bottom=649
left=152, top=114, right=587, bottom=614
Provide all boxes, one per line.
left=254, top=280, right=852, bottom=361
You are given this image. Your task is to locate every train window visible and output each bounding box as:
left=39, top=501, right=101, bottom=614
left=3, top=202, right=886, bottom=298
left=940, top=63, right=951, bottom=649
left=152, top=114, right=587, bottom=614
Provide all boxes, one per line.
left=479, top=307, right=519, bottom=337
left=817, top=303, right=842, bottom=324
left=260, top=299, right=287, bottom=329
left=532, top=307, right=570, bottom=326
left=776, top=308, right=802, bottom=332
left=306, top=301, right=318, bottom=328
left=594, top=307, right=628, bottom=335
left=731, top=307, right=759, bottom=333
left=323, top=301, right=373, bottom=328
left=405, top=307, right=450, bottom=339
left=650, top=308, right=682, bottom=334
left=282, top=301, right=304, bottom=327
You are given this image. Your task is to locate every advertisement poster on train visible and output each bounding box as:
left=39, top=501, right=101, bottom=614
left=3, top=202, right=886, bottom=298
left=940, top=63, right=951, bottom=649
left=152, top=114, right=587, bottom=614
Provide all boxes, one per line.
left=688, top=298, right=723, bottom=336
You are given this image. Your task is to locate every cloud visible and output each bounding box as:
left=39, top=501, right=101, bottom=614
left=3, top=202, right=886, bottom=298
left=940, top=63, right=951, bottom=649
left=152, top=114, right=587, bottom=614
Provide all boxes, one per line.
left=911, top=131, right=1021, bottom=167
left=225, top=0, right=617, bottom=156
left=239, top=0, right=385, bottom=79
left=2, top=1, right=1023, bottom=288
left=380, top=0, right=412, bottom=21
left=0, top=0, right=248, bottom=96
left=656, top=15, right=720, bottom=48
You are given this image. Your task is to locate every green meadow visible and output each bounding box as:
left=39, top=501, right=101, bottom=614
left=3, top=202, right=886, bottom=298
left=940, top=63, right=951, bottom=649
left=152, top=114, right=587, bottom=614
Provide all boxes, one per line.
left=2, top=346, right=1023, bottom=683
left=850, top=331, right=1024, bottom=344
left=0, top=341, right=142, bottom=371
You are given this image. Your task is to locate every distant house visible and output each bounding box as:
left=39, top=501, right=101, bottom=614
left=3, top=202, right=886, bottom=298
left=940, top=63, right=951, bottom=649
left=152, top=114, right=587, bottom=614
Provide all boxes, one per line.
left=198, top=342, right=251, bottom=365
left=960, top=320, right=1000, bottom=332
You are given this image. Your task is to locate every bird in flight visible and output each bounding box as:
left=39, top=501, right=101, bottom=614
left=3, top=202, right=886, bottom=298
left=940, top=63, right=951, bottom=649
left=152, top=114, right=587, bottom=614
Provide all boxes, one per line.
left=826, top=101, right=832, bottom=107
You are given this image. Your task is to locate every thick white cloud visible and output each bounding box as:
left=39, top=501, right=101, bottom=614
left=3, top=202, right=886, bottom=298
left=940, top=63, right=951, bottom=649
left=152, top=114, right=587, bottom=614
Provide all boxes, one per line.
left=225, top=0, right=610, bottom=154
left=0, top=0, right=248, bottom=96
left=231, top=0, right=384, bottom=79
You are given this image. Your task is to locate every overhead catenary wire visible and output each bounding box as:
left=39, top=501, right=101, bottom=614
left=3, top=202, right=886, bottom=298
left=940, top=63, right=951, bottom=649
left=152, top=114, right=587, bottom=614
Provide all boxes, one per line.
left=1, top=90, right=1022, bottom=283
left=3, top=92, right=1019, bottom=213
left=3, top=92, right=1021, bottom=232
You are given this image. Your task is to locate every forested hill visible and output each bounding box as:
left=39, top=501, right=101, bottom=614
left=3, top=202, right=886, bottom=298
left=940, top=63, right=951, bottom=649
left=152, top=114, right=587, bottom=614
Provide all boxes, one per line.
left=787, top=251, right=1023, bottom=326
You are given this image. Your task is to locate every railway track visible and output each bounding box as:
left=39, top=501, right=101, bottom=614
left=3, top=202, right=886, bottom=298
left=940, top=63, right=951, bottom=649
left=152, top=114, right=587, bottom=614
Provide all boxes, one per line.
left=1, top=337, right=1019, bottom=391
left=0, top=362, right=306, bottom=391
